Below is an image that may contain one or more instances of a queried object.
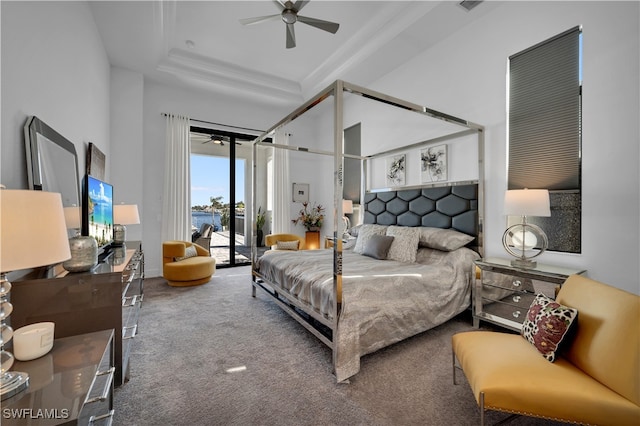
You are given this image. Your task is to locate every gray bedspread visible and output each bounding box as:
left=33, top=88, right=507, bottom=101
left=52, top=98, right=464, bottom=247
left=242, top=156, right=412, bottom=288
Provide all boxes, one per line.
left=255, top=247, right=479, bottom=381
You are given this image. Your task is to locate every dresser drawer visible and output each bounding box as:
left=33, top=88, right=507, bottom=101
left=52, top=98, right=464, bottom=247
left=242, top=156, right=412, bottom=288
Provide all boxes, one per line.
left=79, top=333, right=115, bottom=425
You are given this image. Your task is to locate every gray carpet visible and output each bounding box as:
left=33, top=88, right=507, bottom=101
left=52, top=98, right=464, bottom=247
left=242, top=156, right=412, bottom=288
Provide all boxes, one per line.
left=114, top=266, right=566, bottom=425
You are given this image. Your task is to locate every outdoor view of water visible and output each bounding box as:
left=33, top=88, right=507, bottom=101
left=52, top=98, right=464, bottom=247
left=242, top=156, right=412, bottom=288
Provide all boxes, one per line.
left=192, top=211, right=221, bottom=231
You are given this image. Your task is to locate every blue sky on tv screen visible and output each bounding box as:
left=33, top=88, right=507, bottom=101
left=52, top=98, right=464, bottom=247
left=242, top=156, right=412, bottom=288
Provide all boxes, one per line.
left=88, top=176, right=113, bottom=226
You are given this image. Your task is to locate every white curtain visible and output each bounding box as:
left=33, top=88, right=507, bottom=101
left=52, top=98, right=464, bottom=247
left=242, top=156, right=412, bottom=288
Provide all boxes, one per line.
left=272, top=129, right=290, bottom=233
left=161, top=114, right=191, bottom=242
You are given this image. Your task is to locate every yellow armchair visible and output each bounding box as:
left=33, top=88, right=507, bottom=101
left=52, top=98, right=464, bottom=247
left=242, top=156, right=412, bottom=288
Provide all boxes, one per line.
left=452, top=274, right=640, bottom=425
left=264, top=233, right=305, bottom=251
left=162, top=241, right=216, bottom=287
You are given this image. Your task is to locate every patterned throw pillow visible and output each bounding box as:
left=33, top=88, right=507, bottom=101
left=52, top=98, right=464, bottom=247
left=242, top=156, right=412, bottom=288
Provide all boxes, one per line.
left=276, top=240, right=299, bottom=250
left=175, top=245, right=198, bottom=261
left=521, top=293, right=578, bottom=362
left=386, top=226, right=420, bottom=263
left=353, top=224, right=388, bottom=254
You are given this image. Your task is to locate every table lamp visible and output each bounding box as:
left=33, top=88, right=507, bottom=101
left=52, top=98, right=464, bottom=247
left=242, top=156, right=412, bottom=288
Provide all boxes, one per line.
left=502, top=188, right=550, bottom=269
left=0, top=189, right=71, bottom=400
left=62, top=205, right=98, bottom=272
left=113, top=204, right=140, bottom=246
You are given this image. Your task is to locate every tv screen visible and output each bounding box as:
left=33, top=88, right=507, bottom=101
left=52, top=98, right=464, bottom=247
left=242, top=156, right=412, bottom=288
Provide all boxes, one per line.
left=82, top=175, right=113, bottom=250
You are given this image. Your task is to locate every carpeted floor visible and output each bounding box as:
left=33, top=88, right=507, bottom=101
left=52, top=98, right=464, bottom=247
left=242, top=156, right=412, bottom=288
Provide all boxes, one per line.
left=114, top=266, right=567, bottom=425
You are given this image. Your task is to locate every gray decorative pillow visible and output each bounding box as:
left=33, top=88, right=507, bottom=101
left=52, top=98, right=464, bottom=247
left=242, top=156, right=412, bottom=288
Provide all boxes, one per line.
left=175, top=245, right=198, bottom=261
left=354, top=224, right=388, bottom=254
left=418, top=227, right=474, bottom=251
left=276, top=240, right=299, bottom=250
left=386, top=226, right=420, bottom=263
left=362, top=235, right=394, bottom=260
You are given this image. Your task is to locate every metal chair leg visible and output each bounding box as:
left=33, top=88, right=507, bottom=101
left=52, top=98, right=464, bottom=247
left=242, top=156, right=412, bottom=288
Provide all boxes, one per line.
left=452, top=351, right=458, bottom=385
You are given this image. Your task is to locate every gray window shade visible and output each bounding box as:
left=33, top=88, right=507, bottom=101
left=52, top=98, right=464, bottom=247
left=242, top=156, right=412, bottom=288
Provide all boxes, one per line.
left=508, top=26, right=581, bottom=190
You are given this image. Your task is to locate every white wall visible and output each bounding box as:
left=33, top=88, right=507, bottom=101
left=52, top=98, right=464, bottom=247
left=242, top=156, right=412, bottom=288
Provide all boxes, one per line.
left=370, top=1, right=640, bottom=294
left=110, top=67, right=144, bottom=242
left=1, top=1, right=110, bottom=189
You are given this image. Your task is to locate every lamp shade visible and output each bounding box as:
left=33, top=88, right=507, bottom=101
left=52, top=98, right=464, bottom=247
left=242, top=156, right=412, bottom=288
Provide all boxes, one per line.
left=504, top=189, right=550, bottom=217
left=342, top=199, right=353, bottom=215
left=114, top=204, right=140, bottom=225
left=0, top=190, right=71, bottom=272
left=63, top=206, right=81, bottom=229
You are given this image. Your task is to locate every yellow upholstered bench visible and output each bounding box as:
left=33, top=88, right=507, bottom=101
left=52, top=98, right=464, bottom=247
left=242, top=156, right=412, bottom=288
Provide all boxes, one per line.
left=452, top=274, right=640, bottom=425
left=162, top=241, right=216, bottom=287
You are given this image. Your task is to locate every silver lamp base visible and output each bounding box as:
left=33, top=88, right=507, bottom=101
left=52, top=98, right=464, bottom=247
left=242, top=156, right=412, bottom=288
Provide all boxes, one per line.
left=113, top=224, right=126, bottom=246
left=502, top=220, right=548, bottom=271
left=63, top=235, right=98, bottom=272
left=1, top=370, right=29, bottom=401
left=511, top=258, right=537, bottom=269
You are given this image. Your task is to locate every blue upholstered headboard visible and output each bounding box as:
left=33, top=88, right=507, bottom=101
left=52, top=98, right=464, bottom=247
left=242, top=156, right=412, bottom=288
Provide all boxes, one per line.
left=363, top=183, right=479, bottom=243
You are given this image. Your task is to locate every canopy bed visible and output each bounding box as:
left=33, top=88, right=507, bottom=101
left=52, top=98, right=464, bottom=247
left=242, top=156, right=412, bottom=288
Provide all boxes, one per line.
left=251, top=80, right=484, bottom=382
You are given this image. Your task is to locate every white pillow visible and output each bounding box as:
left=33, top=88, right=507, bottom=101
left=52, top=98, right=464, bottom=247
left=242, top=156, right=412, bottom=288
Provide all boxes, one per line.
left=353, top=224, right=388, bottom=254
left=276, top=240, right=299, bottom=250
left=418, top=227, right=474, bottom=251
left=386, top=226, right=420, bottom=263
left=175, top=245, right=198, bottom=261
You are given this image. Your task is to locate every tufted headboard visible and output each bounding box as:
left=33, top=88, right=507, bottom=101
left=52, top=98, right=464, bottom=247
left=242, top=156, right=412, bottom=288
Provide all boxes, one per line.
left=363, top=183, right=479, bottom=247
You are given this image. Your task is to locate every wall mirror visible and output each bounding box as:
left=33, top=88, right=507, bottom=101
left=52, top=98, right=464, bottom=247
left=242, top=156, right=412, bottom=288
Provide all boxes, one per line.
left=24, top=116, right=81, bottom=235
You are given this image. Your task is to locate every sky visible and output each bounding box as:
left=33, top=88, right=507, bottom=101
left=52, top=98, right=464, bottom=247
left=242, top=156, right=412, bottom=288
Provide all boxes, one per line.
left=190, top=154, right=246, bottom=208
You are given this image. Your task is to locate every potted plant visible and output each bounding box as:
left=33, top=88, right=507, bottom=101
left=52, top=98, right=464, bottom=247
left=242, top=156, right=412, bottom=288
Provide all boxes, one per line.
left=292, top=202, right=325, bottom=249
left=256, top=207, right=266, bottom=247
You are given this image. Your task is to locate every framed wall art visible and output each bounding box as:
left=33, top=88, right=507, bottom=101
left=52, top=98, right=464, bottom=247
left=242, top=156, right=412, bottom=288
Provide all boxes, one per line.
left=421, top=144, right=448, bottom=182
left=86, top=142, right=106, bottom=180
left=386, top=154, right=406, bottom=186
left=292, top=183, right=309, bottom=202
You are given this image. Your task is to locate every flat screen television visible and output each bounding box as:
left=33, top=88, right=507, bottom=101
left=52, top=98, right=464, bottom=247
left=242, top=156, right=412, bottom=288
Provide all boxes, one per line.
left=82, top=174, right=114, bottom=253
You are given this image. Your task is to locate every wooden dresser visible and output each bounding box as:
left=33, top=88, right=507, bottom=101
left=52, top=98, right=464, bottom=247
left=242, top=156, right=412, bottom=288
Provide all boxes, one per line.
left=11, top=241, right=144, bottom=386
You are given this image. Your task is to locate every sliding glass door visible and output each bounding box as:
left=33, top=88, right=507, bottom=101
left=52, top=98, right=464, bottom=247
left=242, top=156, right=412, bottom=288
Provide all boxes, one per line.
left=190, top=127, right=254, bottom=267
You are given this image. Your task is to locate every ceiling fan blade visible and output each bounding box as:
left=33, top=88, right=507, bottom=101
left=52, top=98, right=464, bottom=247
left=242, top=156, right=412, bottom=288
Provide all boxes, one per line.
left=297, top=15, right=339, bottom=34
left=293, top=0, right=310, bottom=12
left=272, top=0, right=287, bottom=11
left=286, top=23, right=296, bottom=49
left=239, top=14, right=280, bottom=26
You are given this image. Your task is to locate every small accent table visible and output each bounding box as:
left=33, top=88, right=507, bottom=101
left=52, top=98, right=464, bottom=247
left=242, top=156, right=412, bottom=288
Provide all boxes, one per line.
left=3, top=330, right=115, bottom=425
left=473, top=257, right=586, bottom=332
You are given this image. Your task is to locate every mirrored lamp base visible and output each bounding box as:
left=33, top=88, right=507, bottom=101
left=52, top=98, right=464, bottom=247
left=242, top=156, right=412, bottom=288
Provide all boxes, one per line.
left=113, top=224, right=126, bottom=246
left=1, top=369, right=29, bottom=401
left=63, top=235, right=98, bottom=272
left=511, top=258, right=537, bottom=269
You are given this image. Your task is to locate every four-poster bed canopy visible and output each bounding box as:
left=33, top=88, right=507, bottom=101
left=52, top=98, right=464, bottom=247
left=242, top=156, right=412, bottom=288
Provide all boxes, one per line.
left=251, top=80, right=484, bottom=382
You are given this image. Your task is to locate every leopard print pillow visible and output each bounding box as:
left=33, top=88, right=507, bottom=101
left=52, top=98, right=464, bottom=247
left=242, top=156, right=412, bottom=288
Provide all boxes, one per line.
left=521, top=293, right=578, bottom=362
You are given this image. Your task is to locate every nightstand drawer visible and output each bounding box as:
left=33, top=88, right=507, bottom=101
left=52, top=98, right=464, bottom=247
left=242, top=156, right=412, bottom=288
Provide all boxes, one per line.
left=478, top=300, right=528, bottom=328
left=482, top=270, right=535, bottom=293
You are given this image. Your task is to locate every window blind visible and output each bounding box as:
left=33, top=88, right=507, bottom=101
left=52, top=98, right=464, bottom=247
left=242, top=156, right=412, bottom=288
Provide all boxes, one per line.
left=508, top=26, right=581, bottom=190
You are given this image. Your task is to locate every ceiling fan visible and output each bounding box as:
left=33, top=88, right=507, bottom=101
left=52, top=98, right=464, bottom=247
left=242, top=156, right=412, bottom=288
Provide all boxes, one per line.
left=191, top=132, right=241, bottom=146
left=240, top=0, right=340, bottom=49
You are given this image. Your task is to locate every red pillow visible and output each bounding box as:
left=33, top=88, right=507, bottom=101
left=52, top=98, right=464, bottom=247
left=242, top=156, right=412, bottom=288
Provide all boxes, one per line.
left=521, top=293, right=578, bottom=362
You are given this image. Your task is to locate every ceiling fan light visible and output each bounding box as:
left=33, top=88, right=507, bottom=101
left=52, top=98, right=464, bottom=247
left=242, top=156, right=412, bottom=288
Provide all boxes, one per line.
left=282, top=10, right=297, bottom=24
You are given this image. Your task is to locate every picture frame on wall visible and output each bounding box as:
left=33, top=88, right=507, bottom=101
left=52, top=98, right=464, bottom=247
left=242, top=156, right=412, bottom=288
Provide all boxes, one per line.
left=421, top=144, right=448, bottom=182
left=292, top=183, right=309, bottom=202
left=86, top=142, right=106, bottom=180
left=386, top=154, right=406, bottom=186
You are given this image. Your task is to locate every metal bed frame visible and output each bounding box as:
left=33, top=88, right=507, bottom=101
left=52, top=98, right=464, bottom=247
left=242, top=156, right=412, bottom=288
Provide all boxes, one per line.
left=250, top=80, right=484, bottom=380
